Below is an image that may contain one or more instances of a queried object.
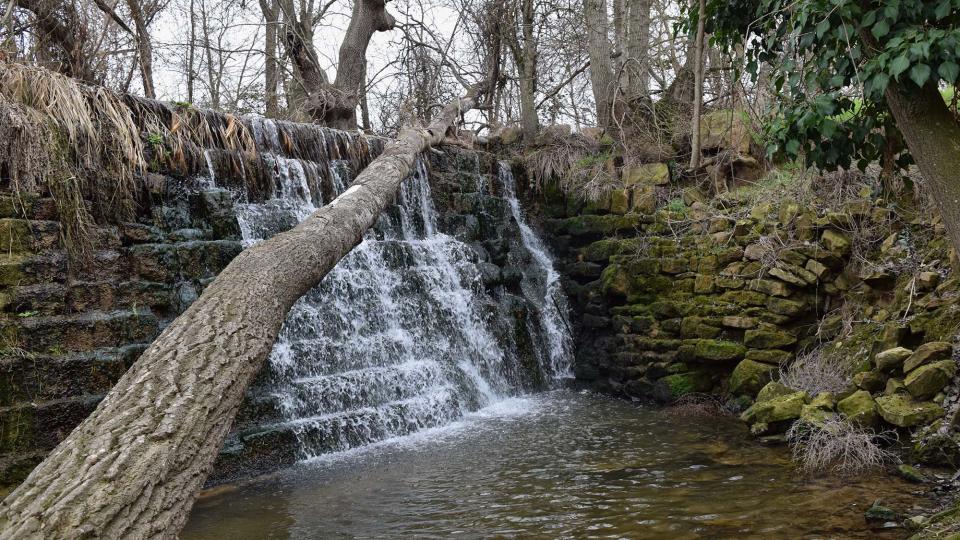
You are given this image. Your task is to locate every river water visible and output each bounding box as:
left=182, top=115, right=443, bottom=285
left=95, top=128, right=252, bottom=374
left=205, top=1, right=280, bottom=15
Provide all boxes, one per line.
left=184, top=390, right=930, bottom=539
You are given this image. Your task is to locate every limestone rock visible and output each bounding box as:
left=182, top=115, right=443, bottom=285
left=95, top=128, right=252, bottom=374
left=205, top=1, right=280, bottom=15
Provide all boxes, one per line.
left=875, top=394, right=944, bottom=427
left=745, top=348, right=792, bottom=365
left=904, top=360, right=956, bottom=400
left=804, top=259, right=829, bottom=280
left=917, top=271, right=941, bottom=291
left=821, top=229, right=851, bottom=255
left=874, top=347, right=913, bottom=372
left=904, top=342, right=953, bottom=373
left=721, top=316, right=758, bottom=329
left=837, top=390, right=878, bottom=427
left=741, top=391, right=808, bottom=425
left=884, top=378, right=907, bottom=395
left=853, top=370, right=888, bottom=393
left=623, top=163, right=669, bottom=187
left=757, top=381, right=794, bottom=402
left=744, top=327, right=797, bottom=349
left=729, top=359, right=776, bottom=396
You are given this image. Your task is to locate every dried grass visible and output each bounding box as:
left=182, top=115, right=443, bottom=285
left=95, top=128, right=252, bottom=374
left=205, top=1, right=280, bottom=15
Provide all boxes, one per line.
left=522, top=133, right=620, bottom=202
left=778, top=347, right=855, bottom=396
left=786, top=417, right=898, bottom=476
left=665, top=393, right=732, bottom=418
left=0, top=61, right=265, bottom=263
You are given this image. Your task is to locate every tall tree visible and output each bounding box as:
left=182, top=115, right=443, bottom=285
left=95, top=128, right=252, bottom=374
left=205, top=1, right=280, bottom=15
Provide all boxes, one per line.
left=283, top=0, right=395, bottom=128
left=584, top=0, right=614, bottom=127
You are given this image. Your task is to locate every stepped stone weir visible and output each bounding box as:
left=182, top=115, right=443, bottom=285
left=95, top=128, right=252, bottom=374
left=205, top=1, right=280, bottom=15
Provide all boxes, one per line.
left=202, top=119, right=576, bottom=480
left=0, top=109, right=573, bottom=488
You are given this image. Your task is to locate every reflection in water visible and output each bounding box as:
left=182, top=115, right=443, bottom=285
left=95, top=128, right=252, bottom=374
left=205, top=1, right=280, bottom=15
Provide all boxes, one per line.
left=185, top=391, right=930, bottom=539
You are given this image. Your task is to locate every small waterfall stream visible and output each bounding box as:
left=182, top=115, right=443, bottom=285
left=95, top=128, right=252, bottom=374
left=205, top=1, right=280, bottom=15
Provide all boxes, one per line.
left=218, top=119, right=573, bottom=465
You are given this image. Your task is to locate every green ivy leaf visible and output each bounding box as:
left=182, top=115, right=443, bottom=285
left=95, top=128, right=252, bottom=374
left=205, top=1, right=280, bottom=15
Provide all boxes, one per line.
left=786, top=139, right=801, bottom=155
left=909, top=63, right=932, bottom=87
left=940, top=61, right=960, bottom=82
left=816, top=19, right=830, bottom=39
left=890, top=55, right=910, bottom=79
left=872, top=20, right=890, bottom=39
left=935, top=0, right=951, bottom=19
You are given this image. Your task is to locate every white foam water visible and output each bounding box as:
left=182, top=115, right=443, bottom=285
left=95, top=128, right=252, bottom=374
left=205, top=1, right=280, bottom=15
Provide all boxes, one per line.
left=229, top=119, right=573, bottom=461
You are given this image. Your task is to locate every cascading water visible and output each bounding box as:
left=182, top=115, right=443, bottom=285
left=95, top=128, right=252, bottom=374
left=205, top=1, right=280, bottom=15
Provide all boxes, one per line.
left=499, top=162, right=574, bottom=379
left=220, top=118, right=572, bottom=466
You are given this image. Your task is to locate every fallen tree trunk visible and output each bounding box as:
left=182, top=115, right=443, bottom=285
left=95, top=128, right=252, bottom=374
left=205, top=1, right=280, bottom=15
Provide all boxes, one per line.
left=0, top=87, right=483, bottom=539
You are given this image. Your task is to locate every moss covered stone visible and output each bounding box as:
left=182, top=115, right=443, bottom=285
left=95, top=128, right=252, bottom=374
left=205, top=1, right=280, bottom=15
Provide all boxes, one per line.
left=875, top=347, right=913, bottom=372
left=904, top=342, right=954, bottom=373
left=821, top=229, right=852, bottom=255
left=745, top=348, right=792, bottom=365
left=661, top=371, right=713, bottom=398
left=875, top=394, right=944, bottom=427
left=623, top=163, right=669, bottom=186
left=744, top=327, right=797, bottom=349
left=741, top=391, right=808, bottom=425
left=905, top=360, right=956, bottom=400
left=689, top=339, right=747, bottom=363
left=756, top=381, right=794, bottom=402
left=728, top=359, right=776, bottom=396
left=837, top=390, right=878, bottom=427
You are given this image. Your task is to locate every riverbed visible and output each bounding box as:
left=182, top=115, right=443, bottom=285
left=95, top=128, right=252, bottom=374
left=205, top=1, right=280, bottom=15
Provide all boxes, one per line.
left=184, top=390, right=931, bottom=539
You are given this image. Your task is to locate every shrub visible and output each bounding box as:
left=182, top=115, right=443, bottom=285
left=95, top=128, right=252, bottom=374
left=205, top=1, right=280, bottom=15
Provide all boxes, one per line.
left=786, top=417, right=898, bottom=476
left=778, top=348, right=854, bottom=396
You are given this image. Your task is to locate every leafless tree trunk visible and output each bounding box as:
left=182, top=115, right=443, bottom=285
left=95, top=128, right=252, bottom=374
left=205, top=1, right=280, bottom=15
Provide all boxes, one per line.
left=12, top=0, right=98, bottom=81
left=259, top=0, right=279, bottom=116
left=125, top=0, right=155, bottom=98
left=584, top=0, right=614, bottom=127
left=187, top=0, right=196, bottom=103
left=518, top=0, right=538, bottom=137
left=0, top=86, right=486, bottom=540
left=624, top=0, right=650, bottom=98
left=688, top=0, right=705, bottom=169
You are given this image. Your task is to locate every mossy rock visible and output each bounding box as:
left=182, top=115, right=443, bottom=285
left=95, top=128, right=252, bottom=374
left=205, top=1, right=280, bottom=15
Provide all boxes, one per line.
left=728, top=359, right=776, bottom=396
left=682, top=339, right=747, bottom=363
left=741, top=391, right=808, bottom=425
left=745, top=348, right=792, bottom=365
left=680, top=317, right=721, bottom=339
left=837, top=390, right=878, bottom=427
left=874, top=347, right=913, bottom=372
left=904, top=342, right=954, bottom=373
left=623, top=163, right=669, bottom=187
left=661, top=371, right=713, bottom=398
left=875, top=394, right=944, bottom=428
left=853, top=370, right=888, bottom=393
left=904, top=360, right=956, bottom=401
left=720, top=290, right=768, bottom=307
left=744, top=327, right=797, bottom=349
left=756, top=381, right=794, bottom=402
left=766, top=297, right=808, bottom=317
left=820, top=229, right=851, bottom=255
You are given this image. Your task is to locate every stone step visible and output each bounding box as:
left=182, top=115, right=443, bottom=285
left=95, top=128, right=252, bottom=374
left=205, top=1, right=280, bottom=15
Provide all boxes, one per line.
left=0, top=251, right=129, bottom=287
left=125, top=240, right=242, bottom=282
left=0, top=394, right=103, bottom=453
left=0, top=309, right=160, bottom=354
left=0, top=195, right=60, bottom=221
left=0, top=345, right=144, bottom=406
left=1, top=280, right=174, bottom=316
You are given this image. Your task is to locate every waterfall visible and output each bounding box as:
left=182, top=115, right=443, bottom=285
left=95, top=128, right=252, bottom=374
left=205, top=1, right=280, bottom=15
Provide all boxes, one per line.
left=219, top=118, right=572, bottom=464
left=498, top=161, right=574, bottom=379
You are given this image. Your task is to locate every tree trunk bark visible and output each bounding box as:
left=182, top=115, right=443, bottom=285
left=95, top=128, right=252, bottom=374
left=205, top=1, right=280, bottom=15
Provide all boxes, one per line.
left=125, top=0, right=155, bottom=99
left=625, top=0, right=651, bottom=99
left=688, top=0, right=705, bottom=169
left=0, top=87, right=484, bottom=540
left=259, top=0, right=279, bottom=117
left=884, top=79, right=960, bottom=260
left=584, top=0, right=614, bottom=128
left=519, top=0, right=538, bottom=138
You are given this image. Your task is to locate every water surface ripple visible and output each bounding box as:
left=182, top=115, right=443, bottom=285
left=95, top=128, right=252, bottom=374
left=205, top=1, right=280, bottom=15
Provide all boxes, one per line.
left=185, top=391, right=930, bottom=539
